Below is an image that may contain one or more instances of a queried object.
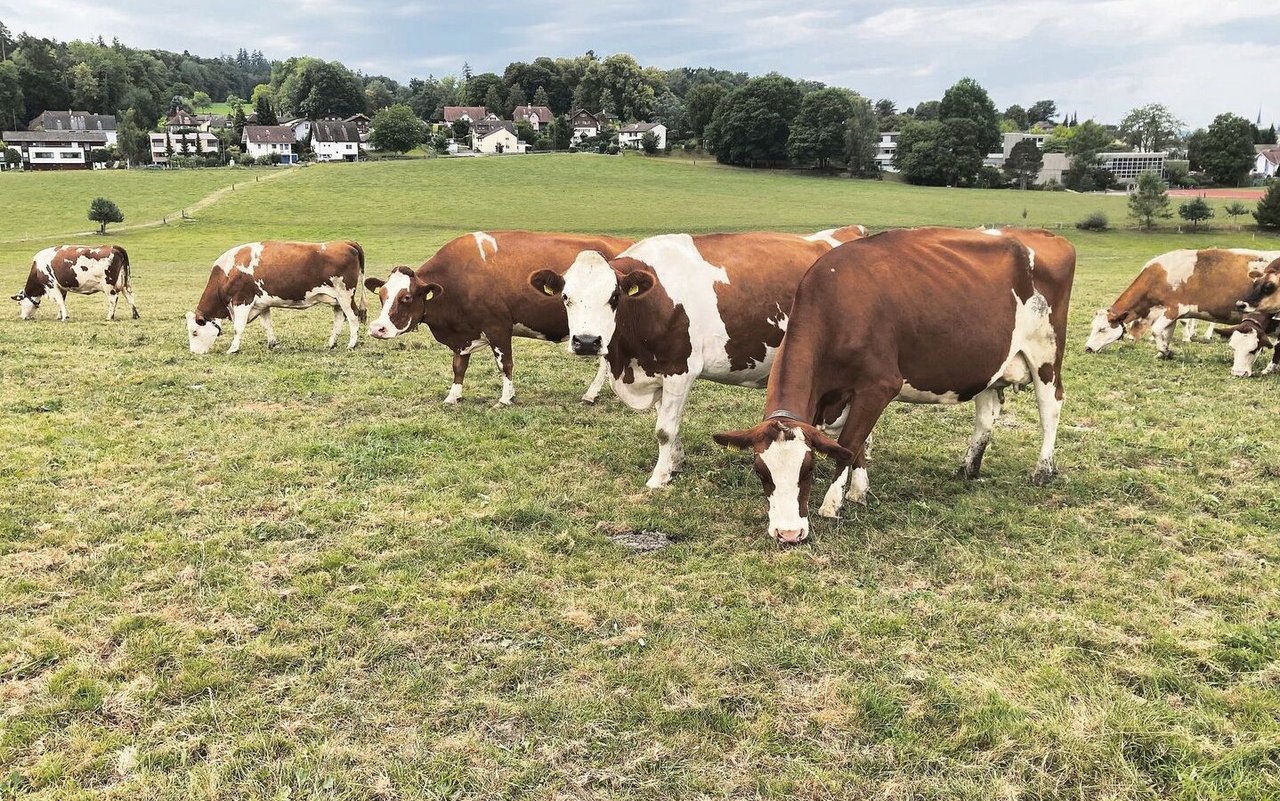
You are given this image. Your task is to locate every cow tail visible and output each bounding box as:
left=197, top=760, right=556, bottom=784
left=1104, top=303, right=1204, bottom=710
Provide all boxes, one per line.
left=114, top=246, right=132, bottom=290
left=350, top=241, right=367, bottom=323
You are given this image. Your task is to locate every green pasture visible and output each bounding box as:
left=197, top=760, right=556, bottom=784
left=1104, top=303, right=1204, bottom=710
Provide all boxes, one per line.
left=1, top=154, right=1278, bottom=800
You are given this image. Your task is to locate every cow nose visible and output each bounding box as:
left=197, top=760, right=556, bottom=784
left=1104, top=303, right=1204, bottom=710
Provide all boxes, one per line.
left=772, top=528, right=807, bottom=546
left=1237, top=301, right=1250, bottom=310
left=571, top=334, right=602, bottom=355
left=1232, top=369, right=1251, bottom=378
left=1083, top=345, right=1095, bottom=353
left=368, top=323, right=390, bottom=339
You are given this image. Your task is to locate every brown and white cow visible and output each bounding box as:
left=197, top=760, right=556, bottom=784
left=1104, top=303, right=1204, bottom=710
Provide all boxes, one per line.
left=714, top=227, right=1075, bottom=544
left=186, top=240, right=365, bottom=354
left=12, top=245, right=138, bottom=321
left=365, top=231, right=633, bottom=406
left=1213, top=312, right=1279, bottom=378
left=529, top=225, right=867, bottom=488
left=1084, top=249, right=1278, bottom=358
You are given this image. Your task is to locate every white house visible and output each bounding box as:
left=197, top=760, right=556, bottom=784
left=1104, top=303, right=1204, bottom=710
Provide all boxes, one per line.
left=310, top=120, right=362, bottom=162
left=243, top=125, right=297, bottom=163
left=874, top=131, right=899, bottom=172
left=472, top=120, right=522, bottom=154
left=618, top=122, right=666, bottom=150
left=148, top=131, right=220, bottom=165
left=2, top=129, right=109, bottom=170
left=1255, top=146, right=1280, bottom=178
left=569, top=109, right=606, bottom=144
left=29, top=110, right=118, bottom=147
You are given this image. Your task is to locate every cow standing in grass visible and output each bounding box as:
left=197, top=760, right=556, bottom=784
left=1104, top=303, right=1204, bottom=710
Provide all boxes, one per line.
left=530, top=226, right=867, bottom=488
left=365, top=231, right=633, bottom=406
left=714, top=227, right=1075, bottom=544
left=1214, top=312, right=1279, bottom=378
left=11, top=245, right=138, bottom=321
left=1084, top=249, right=1278, bottom=358
left=186, top=240, right=366, bottom=354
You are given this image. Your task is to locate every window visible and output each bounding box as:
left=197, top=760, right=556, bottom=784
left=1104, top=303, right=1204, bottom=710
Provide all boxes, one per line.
left=61, top=152, right=81, bottom=159
left=33, top=151, right=55, bottom=159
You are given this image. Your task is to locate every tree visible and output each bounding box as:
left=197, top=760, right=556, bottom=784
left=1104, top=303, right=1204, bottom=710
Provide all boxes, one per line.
left=369, top=104, right=423, bottom=153
left=874, top=98, right=897, bottom=126
left=1128, top=171, right=1172, bottom=229
left=572, top=53, right=661, bottom=122
left=548, top=115, right=571, bottom=150
left=1224, top=200, right=1250, bottom=228
left=254, top=93, right=277, bottom=125
left=910, top=100, right=941, bottom=121
left=652, top=90, right=686, bottom=140
left=786, top=87, right=856, bottom=169
left=1003, top=104, right=1028, bottom=130
left=1027, top=100, right=1057, bottom=125
left=1065, top=119, right=1113, bottom=156
left=533, top=86, right=551, bottom=108
left=685, top=83, right=725, bottom=144
left=938, top=77, right=1001, bottom=155
left=1200, top=113, right=1256, bottom=186
left=364, top=79, right=394, bottom=112
left=465, top=72, right=504, bottom=108
left=1118, top=103, right=1182, bottom=152
left=1254, top=182, right=1280, bottom=229
left=505, top=85, right=527, bottom=117
left=232, top=104, right=247, bottom=144
left=451, top=118, right=471, bottom=139
left=640, top=130, right=659, bottom=154
left=894, top=116, right=987, bottom=186
left=1003, top=138, right=1044, bottom=189
left=88, top=197, right=124, bottom=234
left=0, top=59, right=22, bottom=131
left=482, top=85, right=503, bottom=116
left=1178, top=197, right=1214, bottom=228
left=289, top=60, right=365, bottom=118
left=844, top=95, right=879, bottom=177
left=192, top=90, right=211, bottom=109
left=704, top=73, right=801, bottom=167
left=4, top=146, right=20, bottom=168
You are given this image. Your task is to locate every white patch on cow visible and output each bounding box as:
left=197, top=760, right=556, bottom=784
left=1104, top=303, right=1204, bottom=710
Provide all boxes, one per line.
left=1152, top=250, right=1200, bottom=289
left=560, top=250, right=624, bottom=353
left=512, top=323, right=549, bottom=340
left=849, top=467, right=870, bottom=503
left=460, top=338, right=489, bottom=355
left=1084, top=308, right=1124, bottom=352
left=1025, top=246, right=1035, bottom=270
left=368, top=270, right=414, bottom=338
left=17, top=297, right=37, bottom=319
left=611, top=360, right=663, bottom=410
left=896, top=381, right=961, bottom=404
left=473, top=232, right=498, bottom=261
left=444, top=383, right=464, bottom=404
left=1228, top=328, right=1261, bottom=377
left=988, top=288, right=1056, bottom=389
left=1176, top=303, right=1200, bottom=319
left=804, top=229, right=842, bottom=248
left=214, top=242, right=265, bottom=275
left=759, top=432, right=811, bottom=542
left=981, top=227, right=1003, bottom=236
left=186, top=311, right=221, bottom=354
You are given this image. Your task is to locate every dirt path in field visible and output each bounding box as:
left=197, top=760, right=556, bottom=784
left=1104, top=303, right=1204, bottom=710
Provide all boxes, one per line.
left=0, top=166, right=302, bottom=245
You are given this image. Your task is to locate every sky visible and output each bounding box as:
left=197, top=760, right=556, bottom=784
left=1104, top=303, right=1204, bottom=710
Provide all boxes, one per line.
left=2, top=0, right=1278, bottom=128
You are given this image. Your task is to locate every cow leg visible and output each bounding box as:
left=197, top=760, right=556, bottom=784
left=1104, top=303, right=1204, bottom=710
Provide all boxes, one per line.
left=106, top=289, right=119, bottom=320
left=123, top=284, right=139, bottom=319
left=259, top=309, right=279, bottom=349
left=817, top=385, right=897, bottom=518
left=1200, top=322, right=1215, bottom=341
left=327, top=304, right=344, bottom=348
left=1181, top=319, right=1196, bottom=342
left=489, top=331, right=516, bottom=407
left=957, top=388, right=1003, bottom=480
left=1030, top=369, right=1064, bottom=486
left=335, top=292, right=360, bottom=349
left=445, top=352, right=470, bottom=404
left=227, top=305, right=252, bottom=354
left=582, top=357, right=610, bottom=404
left=1150, top=314, right=1177, bottom=359
left=1264, top=343, right=1280, bottom=376
left=51, top=288, right=69, bottom=321
left=647, top=374, right=695, bottom=489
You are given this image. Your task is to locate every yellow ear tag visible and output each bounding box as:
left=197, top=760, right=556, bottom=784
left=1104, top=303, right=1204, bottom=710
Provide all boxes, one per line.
left=425, top=290, right=435, bottom=300
left=626, top=284, right=639, bottom=296
left=543, top=285, right=554, bottom=295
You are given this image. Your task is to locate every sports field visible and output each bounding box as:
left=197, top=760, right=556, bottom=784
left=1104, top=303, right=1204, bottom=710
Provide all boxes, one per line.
left=2, top=155, right=1278, bottom=800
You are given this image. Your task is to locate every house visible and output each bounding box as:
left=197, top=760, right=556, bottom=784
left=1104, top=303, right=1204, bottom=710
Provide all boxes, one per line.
left=2, top=129, right=109, bottom=170
left=618, top=122, right=666, bottom=150
left=311, top=120, right=362, bottom=162
left=148, top=130, right=220, bottom=165
left=242, top=125, right=297, bottom=163
left=1255, top=146, right=1280, bottom=178
left=443, top=106, right=488, bottom=126
left=28, top=110, right=118, bottom=147
left=874, top=131, right=899, bottom=172
left=472, top=121, right=522, bottom=155
left=569, top=109, right=612, bottom=144
left=165, top=109, right=199, bottom=130
left=195, top=114, right=229, bottom=132
left=513, top=105, right=555, bottom=131
left=345, top=113, right=372, bottom=138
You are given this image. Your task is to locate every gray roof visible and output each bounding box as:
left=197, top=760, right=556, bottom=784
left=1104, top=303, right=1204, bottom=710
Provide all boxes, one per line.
left=30, top=110, right=117, bottom=132
left=4, top=130, right=109, bottom=144
left=243, top=125, right=295, bottom=145
left=621, top=122, right=661, bottom=134
left=311, top=120, right=362, bottom=143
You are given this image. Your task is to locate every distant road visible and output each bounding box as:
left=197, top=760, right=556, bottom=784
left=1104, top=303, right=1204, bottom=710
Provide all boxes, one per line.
left=1168, top=188, right=1265, bottom=200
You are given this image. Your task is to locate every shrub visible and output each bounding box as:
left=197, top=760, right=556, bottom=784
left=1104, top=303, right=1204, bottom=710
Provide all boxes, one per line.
left=976, top=165, right=1007, bottom=189
left=1178, top=197, right=1215, bottom=228
left=1076, top=211, right=1109, bottom=231
left=1254, top=181, right=1280, bottom=229
left=236, top=153, right=254, bottom=167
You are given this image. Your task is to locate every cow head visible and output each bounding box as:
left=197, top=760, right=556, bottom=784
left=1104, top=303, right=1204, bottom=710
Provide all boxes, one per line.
left=1084, top=309, right=1125, bottom=353
left=11, top=290, right=38, bottom=320
left=714, top=419, right=853, bottom=545
left=365, top=267, right=443, bottom=339
left=1238, top=260, right=1280, bottom=314
left=186, top=312, right=222, bottom=354
left=1215, top=316, right=1274, bottom=378
left=530, top=251, right=655, bottom=357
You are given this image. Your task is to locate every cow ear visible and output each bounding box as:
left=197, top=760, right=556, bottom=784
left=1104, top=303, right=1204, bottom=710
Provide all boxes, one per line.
left=1214, top=324, right=1239, bottom=338
left=365, top=276, right=385, bottom=292
left=10, top=294, right=20, bottom=302
left=530, top=269, right=564, bottom=297
left=807, top=428, right=855, bottom=462
left=420, top=282, right=443, bottom=301
left=619, top=270, right=655, bottom=299
left=713, top=430, right=756, bottom=453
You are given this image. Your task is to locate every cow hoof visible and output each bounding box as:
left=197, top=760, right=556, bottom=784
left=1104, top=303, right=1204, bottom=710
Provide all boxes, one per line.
left=267, top=340, right=280, bottom=350
left=1156, top=351, right=1173, bottom=360
left=581, top=395, right=597, bottom=405
left=491, top=399, right=513, bottom=409
left=817, top=501, right=841, bottom=519
left=956, top=464, right=980, bottom=481
left=1263, top=364, right=1278, bottom=376
left=1030, top=465, right=1057, bottom=486
left=645, top=475, right=671, bottom=490
left=132, top=310, right=140, bottom=320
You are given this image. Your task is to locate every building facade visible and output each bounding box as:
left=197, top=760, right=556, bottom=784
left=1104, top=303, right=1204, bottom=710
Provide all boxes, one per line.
left=618, top=122, right=666, bottom=150
left=311, top=120, right=362, bottom=161
left=242, top=125, right=297, bottom=163
left=2, top=130, right=109, bottom=170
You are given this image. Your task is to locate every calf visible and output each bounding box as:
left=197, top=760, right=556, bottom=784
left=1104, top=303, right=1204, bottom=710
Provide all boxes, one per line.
left=1084, top=249, right=1277, bottom=358
left=11, top=245, right=138, bottom=320
left=530, top=225, right=867, bottom=488
left=1214, top=312, right=1279, bottom=378
left=186, top=240, right=365, bottom=354
left=365, top=231, right=633, bottom=406
left=714, top=227, right=1075, bottom=544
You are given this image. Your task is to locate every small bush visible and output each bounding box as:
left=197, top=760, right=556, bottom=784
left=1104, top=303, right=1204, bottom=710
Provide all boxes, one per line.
left=1076, top=211, right=1109, bottom=231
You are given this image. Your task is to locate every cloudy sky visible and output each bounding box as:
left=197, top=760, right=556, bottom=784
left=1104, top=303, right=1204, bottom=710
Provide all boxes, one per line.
left=2, top=0, right=1277, bottom=128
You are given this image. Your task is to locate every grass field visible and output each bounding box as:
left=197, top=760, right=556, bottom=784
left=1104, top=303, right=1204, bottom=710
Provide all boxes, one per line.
left=2, top=155, right=1279, bottom=800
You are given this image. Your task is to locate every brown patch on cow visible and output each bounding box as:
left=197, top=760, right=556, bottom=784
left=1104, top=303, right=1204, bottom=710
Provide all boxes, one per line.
left=608, top=258, right=694, bottom=381
left=194, top=241, right=363, bottom=321
left=17, top=245, right=128, bottom=300
left=1109, top=249, right=1271, bottom=327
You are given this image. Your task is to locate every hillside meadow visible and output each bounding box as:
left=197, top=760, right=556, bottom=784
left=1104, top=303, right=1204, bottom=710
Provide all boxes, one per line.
left=1, top=154, right=1279, bottom=800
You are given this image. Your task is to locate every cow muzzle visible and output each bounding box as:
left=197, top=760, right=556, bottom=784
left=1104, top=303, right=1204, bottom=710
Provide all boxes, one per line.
left=571, top=334, right=603, bottom=356
left=1237, top=300, right=1255, bottom=312
left=368, top=320, right=396, bottom=339
left=771, top=527, right=808, bottom=546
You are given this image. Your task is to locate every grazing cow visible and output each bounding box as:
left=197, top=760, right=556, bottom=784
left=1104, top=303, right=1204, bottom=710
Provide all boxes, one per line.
left=1214, top=312, right=1279, bottom=378
left=1239, top=256, right=1280, bottom=315
left=11, top=245, right=137, bottom=320
left=713, top=227, right=1075, bottom=544
left=529, top=225, right=868, bottom=488
left=186, top=240, right=365, bottom=354
left=1084, top=249, right=1278, bottom=358
left=365, top=231, right=633, bottom=406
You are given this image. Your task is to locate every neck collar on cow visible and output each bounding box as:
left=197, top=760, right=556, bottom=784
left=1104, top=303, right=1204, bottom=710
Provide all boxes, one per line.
left=765, top=409, right=807, bottom=424
left=209, top=319, right=223, bottom=334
